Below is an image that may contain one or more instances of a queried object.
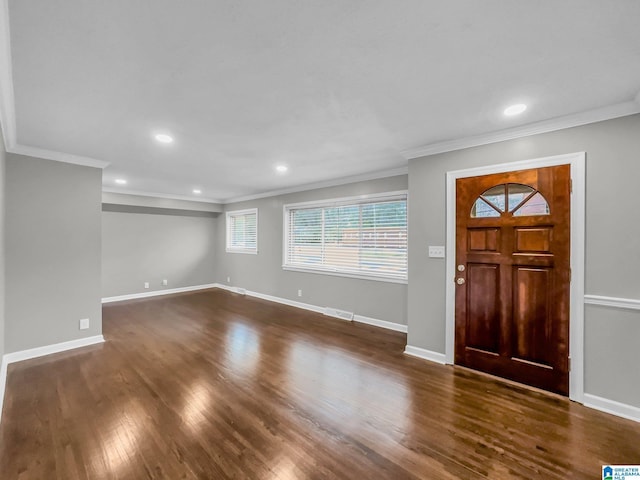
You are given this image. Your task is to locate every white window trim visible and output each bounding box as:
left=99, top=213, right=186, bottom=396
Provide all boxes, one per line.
left=283, top=191, right=408, bottom=210
left=282, top=265, right=408, bottom=284
left=226, top=208, right=258, bottom=254
left=282, top=191, right=408, bottom=284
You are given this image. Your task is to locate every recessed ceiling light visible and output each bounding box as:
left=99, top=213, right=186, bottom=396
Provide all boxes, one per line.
left=276, top=165, right=288, bottom=173
left=154, top=133, right=174, bottom=144
left=193, top=189, right=202, bottom=194
left=115, top=178, right=127, bottom=185
left=504, top=103, right=527, bottom=116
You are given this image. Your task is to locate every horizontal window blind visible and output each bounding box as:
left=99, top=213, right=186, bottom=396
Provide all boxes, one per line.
left=226, top=209, right=258, bottom=254
left=284, top=195, right=407, bottom=281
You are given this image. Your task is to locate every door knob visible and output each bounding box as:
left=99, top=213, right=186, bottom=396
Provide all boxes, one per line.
left=456, top=278, right=465, bottom=285
left=457, top=264, right=465, bottom=272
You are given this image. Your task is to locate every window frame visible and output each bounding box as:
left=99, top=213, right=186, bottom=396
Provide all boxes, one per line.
left=226, top=208, right=258, bottom=254
left=282, top=191, right=408, bottom=284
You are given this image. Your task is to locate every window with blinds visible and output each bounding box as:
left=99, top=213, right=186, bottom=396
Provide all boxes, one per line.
left=283, top=193, right=407, bottom=282
left=226, top=208, right=258, bottom=254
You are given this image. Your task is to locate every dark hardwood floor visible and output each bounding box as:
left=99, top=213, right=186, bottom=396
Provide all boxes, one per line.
left=0, top=288, right=638, bottom=479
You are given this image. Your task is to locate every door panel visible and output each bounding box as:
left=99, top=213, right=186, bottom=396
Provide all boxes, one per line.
left=466, top=264, right=500, bottom=354
left=513, top=267, right=551, bottom=365
left=514, top=227, right=552, bottom=253
left=455, top=165, right=571, bottom=395
left=468, top=228, right=500, bottom=251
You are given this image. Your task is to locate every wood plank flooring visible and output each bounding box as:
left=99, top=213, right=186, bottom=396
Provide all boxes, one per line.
left=0, top=288, right=638, bottom=479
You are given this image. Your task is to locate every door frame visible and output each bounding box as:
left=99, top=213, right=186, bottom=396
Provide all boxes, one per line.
left=444, top=152, right=586, bottom=402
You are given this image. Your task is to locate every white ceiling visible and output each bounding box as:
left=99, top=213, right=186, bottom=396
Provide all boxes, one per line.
left=3, top=0, right=640, bottom=202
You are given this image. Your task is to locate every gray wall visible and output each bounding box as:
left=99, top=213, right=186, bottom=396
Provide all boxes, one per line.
left=102, top=210, right=218, bottom=298
left=408, top=113, right=640, bottom=407
left=215, top=175, right=408, bottom=325
left=5, top=154, right=102, bottom=352
left=0, top=130, right=5, bottom=361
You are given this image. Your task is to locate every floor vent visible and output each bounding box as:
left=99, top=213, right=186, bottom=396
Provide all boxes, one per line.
left=324, top=307, right=354, bottom=321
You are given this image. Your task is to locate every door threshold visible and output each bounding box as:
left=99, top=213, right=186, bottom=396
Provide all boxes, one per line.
left=454, top=364, right=570, bottom=402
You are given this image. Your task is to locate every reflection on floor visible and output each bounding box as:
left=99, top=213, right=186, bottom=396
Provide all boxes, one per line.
left=0, top=288, right=638, bottom=479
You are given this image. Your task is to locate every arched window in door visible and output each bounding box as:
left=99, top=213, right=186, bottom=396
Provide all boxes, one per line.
left=470, top=183, right=550, bottom=218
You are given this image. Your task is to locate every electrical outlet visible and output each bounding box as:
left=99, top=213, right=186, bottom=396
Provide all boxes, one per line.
left=227, top=276, right=231, bottom=283
left=144, top=282, right=150, bottom=289
left=79, top=318, right=90, bottom=330
left=162, top=279, right=168, bottom=286
left=297, top=289, right=302, bottom=297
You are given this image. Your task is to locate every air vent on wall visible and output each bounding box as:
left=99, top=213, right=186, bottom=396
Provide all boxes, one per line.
left=324, top=307, right=354, bottom=321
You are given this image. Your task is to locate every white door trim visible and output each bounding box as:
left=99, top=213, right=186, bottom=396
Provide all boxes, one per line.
left=444, top=152, right=586, bottom=403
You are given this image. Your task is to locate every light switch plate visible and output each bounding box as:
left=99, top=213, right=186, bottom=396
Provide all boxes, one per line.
left=428, top=246, right=445, bottom=258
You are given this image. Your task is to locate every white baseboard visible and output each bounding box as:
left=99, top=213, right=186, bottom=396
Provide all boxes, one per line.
left=324, top=308, right=354, bottom=321
left=354, top=314, right=408, bottom=333
left=216, top=283, right=326, bottom=315
left=112, top=282, right=408, bottom=334
left=583, top=393, right=640, bottom=423
left=102, top=283, right=218, bottom=303
left=0, top=356, right=7, bottom=421
left=0, top=335, right=105, bottom=424
left=3, top=335, right=105, bottom=365
left=212, top=283, right=234, bottom=293
left=404, top=345, right=447, bottom=365
left=401, top=348, right=640, bottom=424
left=214, top=283, right=239, bottom=294
left=214, top=283, right=407, bottom=333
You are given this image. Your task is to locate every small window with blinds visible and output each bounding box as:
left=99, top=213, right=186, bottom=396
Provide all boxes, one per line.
left=226, top=208, right=258, bottom=254
left=283, top=193, right=407, bottom=283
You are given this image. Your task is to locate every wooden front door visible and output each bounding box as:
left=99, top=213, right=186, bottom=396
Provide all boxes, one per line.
left=454, top=165, right=571, bottom=395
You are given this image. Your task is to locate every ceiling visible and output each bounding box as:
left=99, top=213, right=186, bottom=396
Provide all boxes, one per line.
left=3, top=0, right=640, bottom=202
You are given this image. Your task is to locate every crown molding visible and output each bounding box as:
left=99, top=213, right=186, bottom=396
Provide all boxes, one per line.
left=402, top=99, right=640, bottom=160
left=3, top=0, right=639, bottom=199
left=102, top=187, right=223, bottom=204
left=9, top=144, right=109, bottom=168
left=101, top=166, right=408, bottom=206
left=223, top=166, right=409, bottom=204
left=0, top=0, right=108, bottom=170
